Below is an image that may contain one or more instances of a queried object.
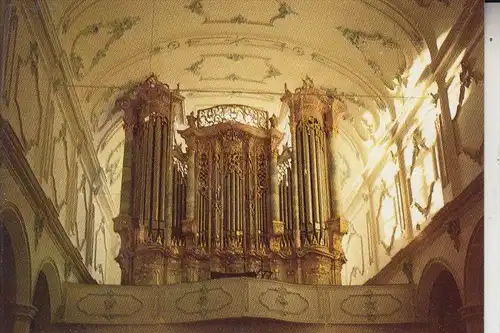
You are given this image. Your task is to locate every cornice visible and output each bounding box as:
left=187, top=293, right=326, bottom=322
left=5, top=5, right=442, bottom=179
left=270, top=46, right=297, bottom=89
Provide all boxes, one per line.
left=365, top=171, right=483, bottom=285
left=0, top=118, right=96, bottom=284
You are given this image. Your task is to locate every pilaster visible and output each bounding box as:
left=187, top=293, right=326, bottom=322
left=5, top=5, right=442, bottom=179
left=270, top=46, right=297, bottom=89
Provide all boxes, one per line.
left=459, top=304, right=483, bottom=333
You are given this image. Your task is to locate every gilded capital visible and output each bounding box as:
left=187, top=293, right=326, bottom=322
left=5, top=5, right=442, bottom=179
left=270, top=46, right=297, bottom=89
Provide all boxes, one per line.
left=117, top=74, right=184, bottom=128
left=282, top=77, right=332, bottom=128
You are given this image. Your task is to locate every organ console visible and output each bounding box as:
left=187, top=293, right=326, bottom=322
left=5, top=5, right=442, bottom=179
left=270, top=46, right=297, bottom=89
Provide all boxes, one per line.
left=114, top=74, right=348, bottom=286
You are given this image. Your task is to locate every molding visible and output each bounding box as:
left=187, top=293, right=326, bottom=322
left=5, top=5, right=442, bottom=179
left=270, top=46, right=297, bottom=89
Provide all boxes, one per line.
left=414, top=0, right=450, bottom=7
left=30, top=0, right=117, bottom=215
left=185, top=53, right=282, bottom=84
left=0, top=118, right=96, bottom=284
left=8, top=303, right=38, bottom=321
left=365, top=171, right=483, bottom=285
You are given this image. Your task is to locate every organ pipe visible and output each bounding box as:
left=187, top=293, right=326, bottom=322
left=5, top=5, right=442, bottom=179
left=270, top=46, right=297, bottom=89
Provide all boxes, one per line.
left=114, top=76, right=347, bottom=287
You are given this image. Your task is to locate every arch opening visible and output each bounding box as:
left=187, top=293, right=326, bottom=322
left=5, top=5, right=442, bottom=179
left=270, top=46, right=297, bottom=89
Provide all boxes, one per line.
left=31, top=272, right=52, bottom=333
left=427, top=269, right=466, bottom=333
left=0, top=223, right=17, bottom=332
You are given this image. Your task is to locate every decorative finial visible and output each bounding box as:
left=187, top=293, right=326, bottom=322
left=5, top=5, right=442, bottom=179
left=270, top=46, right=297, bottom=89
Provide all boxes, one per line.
left=269, top=114, right=278, bottom=129
left=186, top=111, right=197, bottom=128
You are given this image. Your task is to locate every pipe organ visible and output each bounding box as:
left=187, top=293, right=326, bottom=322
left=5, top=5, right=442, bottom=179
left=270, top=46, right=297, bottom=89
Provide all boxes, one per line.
left=114, top=75, right=348, bottom=286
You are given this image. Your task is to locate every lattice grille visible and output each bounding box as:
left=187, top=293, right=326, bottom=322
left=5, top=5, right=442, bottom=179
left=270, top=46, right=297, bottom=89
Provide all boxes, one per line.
left=197, top=104, right=269, bottom=129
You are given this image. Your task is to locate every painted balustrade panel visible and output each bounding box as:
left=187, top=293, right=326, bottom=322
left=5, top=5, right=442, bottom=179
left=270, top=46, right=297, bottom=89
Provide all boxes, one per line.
left=61, top=278, right=416, bottom=325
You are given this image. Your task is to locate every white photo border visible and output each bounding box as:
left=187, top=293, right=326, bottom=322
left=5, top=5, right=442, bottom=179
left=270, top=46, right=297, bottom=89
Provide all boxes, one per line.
left=484, top=3, right=500, bottom=332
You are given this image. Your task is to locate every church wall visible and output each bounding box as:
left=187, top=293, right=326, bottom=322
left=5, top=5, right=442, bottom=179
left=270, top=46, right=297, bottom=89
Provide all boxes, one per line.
left=340, top=2, right=483, bottom=289
left=452, top=39, right=484, bottom=191
left=342, top=196, right=374, bottom=286
left=1, top=0, right=483, bottom=297
left=0, top=0, right=120, bottom=287
left=0, top=157, right=87, bottom=321
left=366, top=173, right=483, bottom=323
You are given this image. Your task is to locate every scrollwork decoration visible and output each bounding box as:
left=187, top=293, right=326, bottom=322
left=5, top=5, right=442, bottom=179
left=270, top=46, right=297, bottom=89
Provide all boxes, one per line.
left=69, top=16, right=141, bottom=80
left=197, top=105, right=268, bottom=129
left=185, top=0, right=297, bottom=27
left=336, top=26, right=407, bottom=88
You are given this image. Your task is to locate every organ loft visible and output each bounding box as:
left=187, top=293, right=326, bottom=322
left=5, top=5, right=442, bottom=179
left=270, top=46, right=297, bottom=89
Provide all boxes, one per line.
left=113, top=74, right=349, bottom=285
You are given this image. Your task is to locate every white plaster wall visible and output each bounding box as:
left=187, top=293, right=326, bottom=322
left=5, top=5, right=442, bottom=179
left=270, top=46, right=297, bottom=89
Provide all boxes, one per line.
left=1, top=1, right=121, bottom=286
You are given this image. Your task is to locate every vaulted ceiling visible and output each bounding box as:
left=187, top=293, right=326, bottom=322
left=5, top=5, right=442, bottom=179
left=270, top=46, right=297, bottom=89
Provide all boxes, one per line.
left=43, top=0, right=468, bottom=210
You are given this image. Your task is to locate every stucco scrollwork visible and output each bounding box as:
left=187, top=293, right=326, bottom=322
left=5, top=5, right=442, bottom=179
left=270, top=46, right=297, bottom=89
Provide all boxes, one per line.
left=258, top=285, right=309, bottom=316
left=340, top=290, right=403, bottom=321
left=175, top=284, right=233, bottom=316
left=69, top=16, right=141, bottom=80
left=76, top=290, right=143, bottom=321
left=185, top=0, right=297, bottom=27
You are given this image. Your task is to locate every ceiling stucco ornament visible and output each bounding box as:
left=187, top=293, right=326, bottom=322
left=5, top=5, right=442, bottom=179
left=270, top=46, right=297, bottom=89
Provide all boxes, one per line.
left=69, top=16, right=141, bottom=80
left=185, top=0, right=297, bottom=27
left=185, top=53, right=282, bottom=84
left=186, top=36, right=305, bottom=56
left=336, top=26, right=408, bottom=89
left=150, top=41, right=180, bottom=56
left=414, top=0, right=450, bottom=7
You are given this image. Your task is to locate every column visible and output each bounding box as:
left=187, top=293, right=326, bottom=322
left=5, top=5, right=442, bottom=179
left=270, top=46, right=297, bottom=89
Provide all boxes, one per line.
left=435, top=75, right=461, bottom=200
left=324, top=99, right=348, bottom=284
left=459, top=304, right=483, bottom=333
left=269, top=122, right=285, bottom=253
left=113, top=74, right=184, bottom=285
left=113, top=92, right=138, bottom=285
left=181, top=113, right=197, bottom=247
left=10, top=303, right=37, bottom=333
left=395, top=138, right=414, bottom=239
left=290, top=124, right=301, bottom=250
left=281, top=78, right=346, bottom=285
left=282, top=80, right=331, bottom=248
